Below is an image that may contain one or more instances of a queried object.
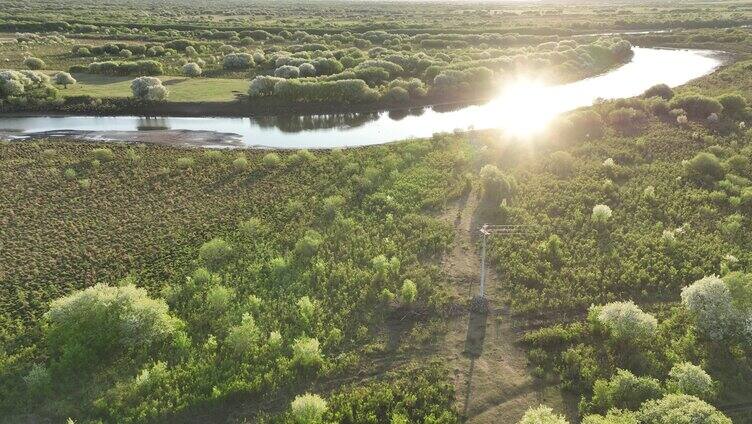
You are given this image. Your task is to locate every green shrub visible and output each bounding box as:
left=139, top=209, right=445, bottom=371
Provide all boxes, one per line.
left=292, top=337, right=323, bottom=367
left=480, top=164, right=517, bottom=204
left=23, top=57, right=45, bottom=70
left=718, top=93, right=747, bottom=118
left=683, top=152, right=724, bottom=185
left=262, top=152, right=282, bottom=168
left=44, top=284, right=183, bottom=376
left=589, top=369, right=664, bottom=414
left=91, top=148, right=115, bottom=162
left=670, top=94, right=723, bottom=120
left=291, top=393, right=328, bottom=424
left=643, top=83, right=674, bottom=100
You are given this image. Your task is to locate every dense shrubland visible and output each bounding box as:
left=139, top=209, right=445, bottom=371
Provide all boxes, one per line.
left=0, top=135, right=470, bottom=422
left=454, top=62, right=752, bottom=423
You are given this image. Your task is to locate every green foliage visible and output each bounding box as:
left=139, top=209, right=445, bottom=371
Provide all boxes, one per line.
left=23, top=57, right=45, bottom=70
left=198, top=237, right=233, bottom=271
left=589, top=369, right=664, bottom=414
left=44, top=283, right=183, bottom=377
left=683, top=152, right=724, bottom=185
left=480, top=164, right=517, bottom=204
left=670, top=94, right=723, bottom=120
left=636, top=394, right=731, bottom=424
left=643, top=84, right=674, bottom=100
left=400, top=279, right=417, bottom=304
left=519, top=405, right=570, bottom=424
left=292, top=337, right=323, bottom=368
left=667, top=362, right=715, bottom=401
left=290, top=393, right=328, bottom=424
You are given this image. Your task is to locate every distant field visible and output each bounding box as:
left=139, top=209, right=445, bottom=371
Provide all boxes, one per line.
left=56, top=73, right=248, bottom=102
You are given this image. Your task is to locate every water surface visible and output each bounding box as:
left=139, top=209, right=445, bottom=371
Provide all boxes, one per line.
left=0, top=47, right=723, bottom=149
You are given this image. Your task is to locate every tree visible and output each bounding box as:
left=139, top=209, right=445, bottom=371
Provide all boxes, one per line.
left=181, top=62, right=202, bottom=77
left=130, top=76, right=168, bottom=101
left=198, top=237, right=233, bottom=272
left=636, top=394, right=731, bottom=424
left=53, top=72, right=76, bottom=88
left=383, top=86, right=410, bottom=103
left=44, top=283, right=183, bottom=375
left=291, top=393, right=328, bottom=424
left=518, top=405, right=569, bottom=424
left=23, top=57, right=45, bottom=70
left=681, top=276, right=737, bottom=341
left=592, top=301, right=657, bottom=342
left=667, top=362, right=715, bottom=401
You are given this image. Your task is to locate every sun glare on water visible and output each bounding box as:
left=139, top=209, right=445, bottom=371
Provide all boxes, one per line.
left=490, top=77, right=562, bottom=138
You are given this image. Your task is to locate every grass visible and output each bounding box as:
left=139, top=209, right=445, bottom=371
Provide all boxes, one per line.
left=56, top=73, right=249, bottom=102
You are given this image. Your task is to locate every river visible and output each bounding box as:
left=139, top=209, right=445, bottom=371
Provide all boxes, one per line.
left=0, top=47, right=724, bottom=149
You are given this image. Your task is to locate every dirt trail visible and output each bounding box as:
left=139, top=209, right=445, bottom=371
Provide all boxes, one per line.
left=439, top=187, right=570, bottom=423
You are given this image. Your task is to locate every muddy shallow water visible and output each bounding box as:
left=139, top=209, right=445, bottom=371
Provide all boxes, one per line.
left=0, top=47, right=725, bottom=149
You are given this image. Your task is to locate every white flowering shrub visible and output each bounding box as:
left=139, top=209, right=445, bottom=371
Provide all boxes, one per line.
left=130, top=76, right=168, bottom=101
left=23, top=56, right=45, bottom=70
left=667, top=362, right=715, bottom=400
left=681, top=276, right=736, bottom=341
left=0, top=69, right=56, bottom=100
left=592, top=301, right=657, bottom=342
left=222, top=53, right=254, bottom=70
left=53, top=72, right=76, bottom=88
left=275, top=64, right=301, bottom=79
left=591, top=204, right=612, bottom=224
left=518, top=405, right=569, bottom=424
left=181, top=62, right=202, bottom=77
left=707, top=113, right=719, bottom=124
left=298, top=62, right=316, bottom=77
left=603, top=157, right=616, bottom=170
left=249, top=75, right=283, bottom=97
left=637, top=394, right=731, bottom=424
left=290, top=393, right=328, bottom=424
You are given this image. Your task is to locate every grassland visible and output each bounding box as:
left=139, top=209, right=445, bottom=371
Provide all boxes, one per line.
left=56, top=73, right=248, bottom=101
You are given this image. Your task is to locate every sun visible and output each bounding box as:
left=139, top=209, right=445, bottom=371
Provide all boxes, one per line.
left=490, top=77, right=560, bottom=138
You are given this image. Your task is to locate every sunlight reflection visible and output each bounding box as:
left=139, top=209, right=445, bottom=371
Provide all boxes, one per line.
left=491, top=77, right=560, bottom=138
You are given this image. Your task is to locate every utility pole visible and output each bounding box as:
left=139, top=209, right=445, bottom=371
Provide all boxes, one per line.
left=476, top=224, right=535, bottom=301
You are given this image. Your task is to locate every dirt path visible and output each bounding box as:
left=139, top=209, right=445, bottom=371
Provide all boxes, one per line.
left=438, top=186, right=570, bottom=423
